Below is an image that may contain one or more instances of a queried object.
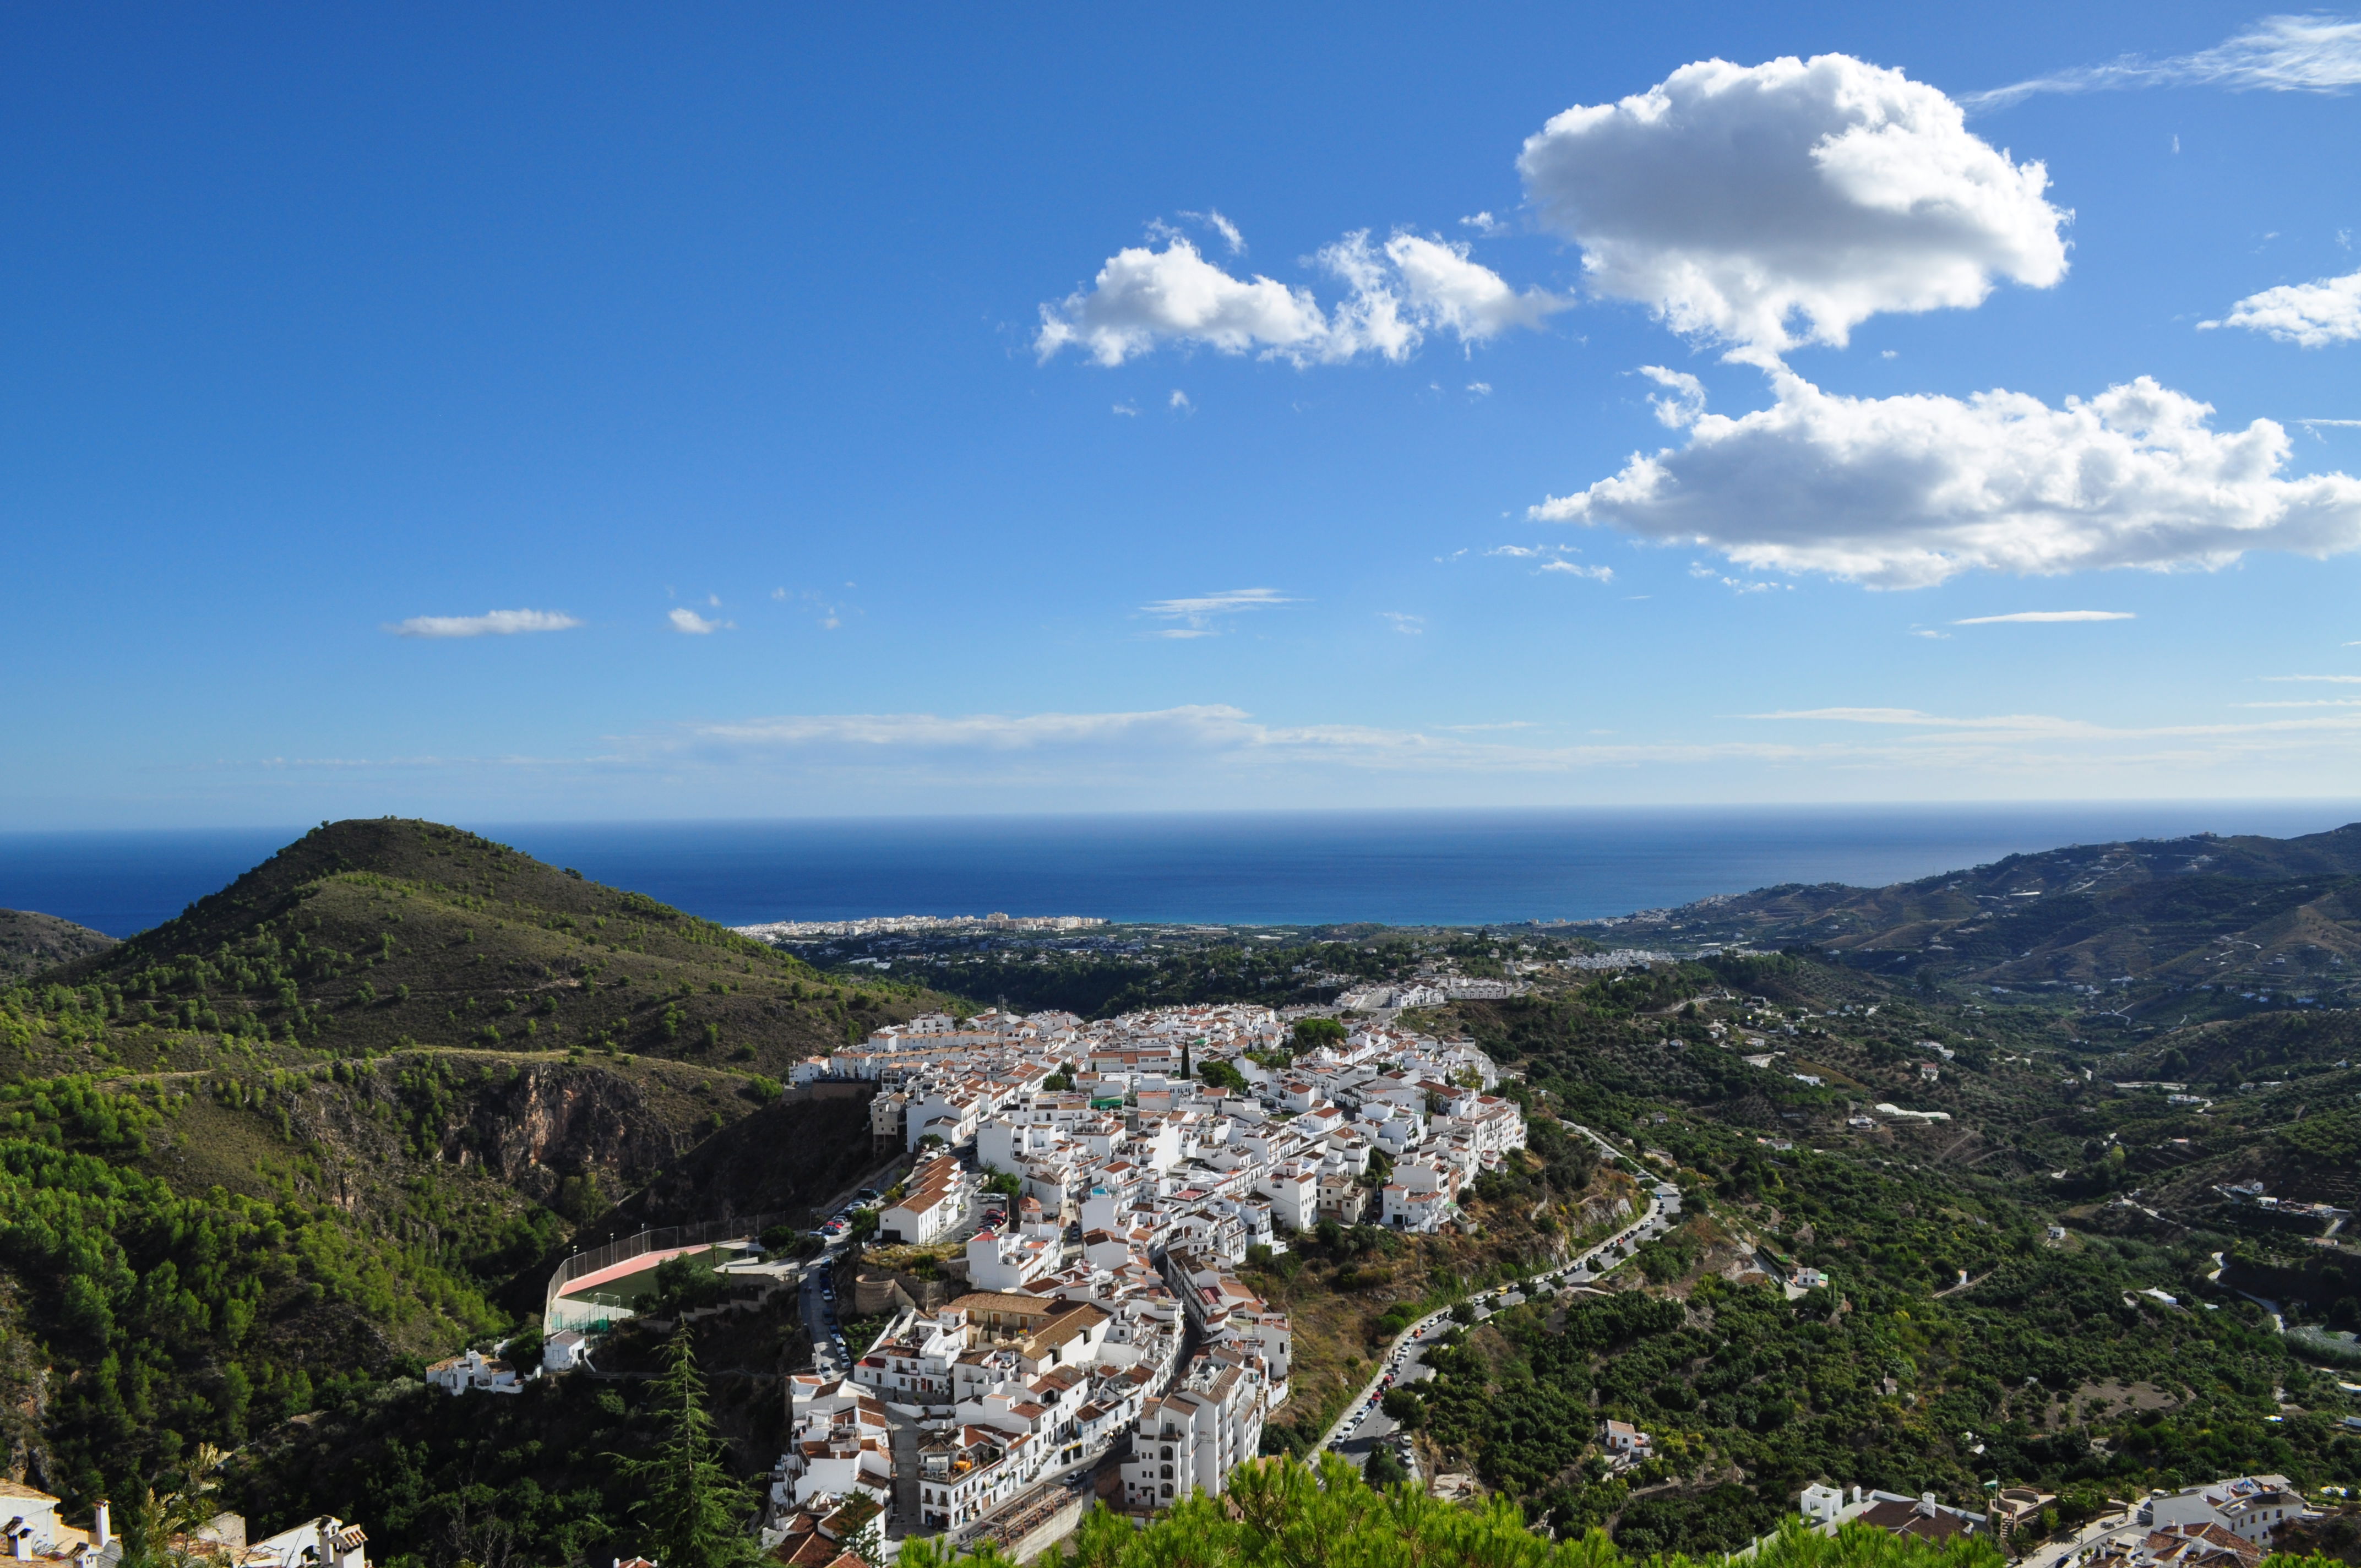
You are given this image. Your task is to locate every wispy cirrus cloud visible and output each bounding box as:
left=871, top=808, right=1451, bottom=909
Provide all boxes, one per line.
left=209, top=695, right=2361, bottom=812
left=1954, top=611, right=2135, bottom=624
left=1744, top=702, right=2361, bottom=749
left=673, top=699, right=2361, bottom=790
left=1749, top=706, right=2105, bottom=733
left=389, top=608, right=581, bottom=639
left=1966, top=13, right=2361, bottom=111
left=1140, top=587, right=1301, bottom=638
left=1176, top=209, right=1245, bottom=255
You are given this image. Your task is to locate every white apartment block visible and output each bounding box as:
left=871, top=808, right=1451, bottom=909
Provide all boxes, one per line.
left=1118, top=1349, right=1281, bottom=1511
left=879, top=1154, right=970, bottom=1245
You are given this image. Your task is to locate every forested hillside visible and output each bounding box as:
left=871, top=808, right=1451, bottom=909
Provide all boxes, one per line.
left=0, top=821, right=943, bottom=1561
left=1389, top=947, right=2361, bottom=1555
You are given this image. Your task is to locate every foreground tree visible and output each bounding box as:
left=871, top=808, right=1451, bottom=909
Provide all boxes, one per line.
left=610, top=1332, right=759, bottom=1568
left=901, top=1453, right=2019, bottom=1568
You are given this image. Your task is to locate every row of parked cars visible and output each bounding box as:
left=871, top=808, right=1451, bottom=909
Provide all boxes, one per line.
left=813, top=1187, right=884, bottom=1242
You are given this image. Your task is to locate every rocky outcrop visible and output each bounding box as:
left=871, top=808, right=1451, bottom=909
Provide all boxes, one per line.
left=450, top=1063, right=681, bottom=1197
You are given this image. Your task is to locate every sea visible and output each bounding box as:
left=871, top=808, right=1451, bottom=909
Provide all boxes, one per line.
left=4, top=802, right=2358, bottom=940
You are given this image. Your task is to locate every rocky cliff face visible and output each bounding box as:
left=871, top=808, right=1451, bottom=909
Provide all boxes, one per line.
left=587, top=1096, right=889, bottom=1241
left=448, top=1061, right=684, bottom=1196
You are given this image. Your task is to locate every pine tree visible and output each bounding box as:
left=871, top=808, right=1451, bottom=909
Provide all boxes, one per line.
left=610, top=1332, right=758, bottom=1568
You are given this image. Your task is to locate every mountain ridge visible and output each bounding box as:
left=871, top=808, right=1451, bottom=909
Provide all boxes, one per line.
left=0, top=907, right=116, bottom=982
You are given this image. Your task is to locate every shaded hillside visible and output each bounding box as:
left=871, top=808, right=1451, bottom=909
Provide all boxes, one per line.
left=594, top=1093, right=893, bottom=1239
left=0, top=908, right=114, bottom=981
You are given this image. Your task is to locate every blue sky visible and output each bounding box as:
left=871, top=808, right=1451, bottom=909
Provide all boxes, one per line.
left=6, top=2, right=2361, bottom=826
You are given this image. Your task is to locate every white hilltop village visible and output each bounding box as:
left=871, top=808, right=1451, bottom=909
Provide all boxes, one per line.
left=770, top=998, right=1525, bottom=1540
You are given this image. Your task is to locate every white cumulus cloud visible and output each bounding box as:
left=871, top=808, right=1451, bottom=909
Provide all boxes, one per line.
left=389, top=608, right=581, bottom=639
left=1035, top=231, right=1561, bottom=367
left=669, top=607, right=732, bottom=634
left=1036, top=238, right=1331, bottom=367
left=1533, top=365, right=2361, bottom=587
left=1517, top=53, right=2070, bottom=352
left=2204, top=266, right=2361, bottom=347
left=1639, top=365, right=1706, bottom=427
left=1375, top=232, right=1566, bottom=342
left=1968, top=13, right=2361, bottom=110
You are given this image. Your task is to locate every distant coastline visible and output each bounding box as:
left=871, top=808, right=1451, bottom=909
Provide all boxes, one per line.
left=8, top=801, right=2358, bottom=938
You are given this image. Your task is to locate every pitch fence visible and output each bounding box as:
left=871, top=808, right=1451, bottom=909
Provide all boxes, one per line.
left=542, top=1213, right=786, bottom=1334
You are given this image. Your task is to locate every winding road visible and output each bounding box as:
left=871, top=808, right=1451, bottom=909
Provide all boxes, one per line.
left=1318, top=1120, right=1673, bottom=1462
